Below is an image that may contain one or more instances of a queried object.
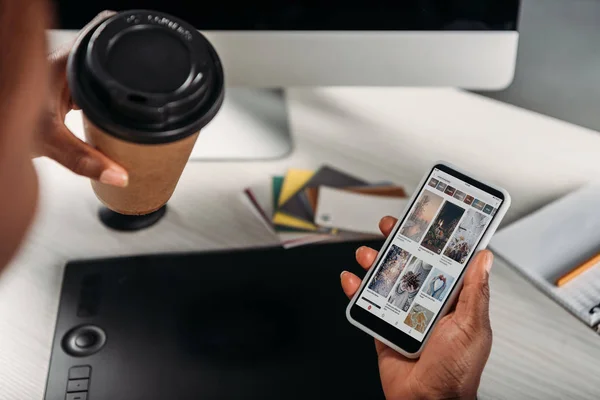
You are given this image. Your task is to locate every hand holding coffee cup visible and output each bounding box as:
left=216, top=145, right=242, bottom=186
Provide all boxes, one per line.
left=34, top=11, right=128, bottom=188
left=68, top=10, right=224, bottom=230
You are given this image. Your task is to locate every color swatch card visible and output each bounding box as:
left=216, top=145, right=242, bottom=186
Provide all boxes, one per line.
left=315, top=186, right=409, bottom=235
left=278, top=165, right=368, bottom=223
left=305, top=185, right=406, bottom=214
left=242, top=176, right=331, bottom=249
left=272, top=169, right=319, bottom=232
left=242, top=165, right=407, bottom=248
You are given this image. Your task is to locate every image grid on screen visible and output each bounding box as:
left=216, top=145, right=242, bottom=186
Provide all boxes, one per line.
left=356, top=168, right=501, bottom=342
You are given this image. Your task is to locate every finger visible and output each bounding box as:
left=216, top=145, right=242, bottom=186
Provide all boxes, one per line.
left=445, top=290, right=461, bottom=315
left=374, top=339, right=389, bottom=356
left=379, top=216, right=398, bottom=237
left=44, top=125, right=128, bottom=186
left=340, top=271, right=362, bottom=299
left=454, top=250, right=493, bottom=326
left=356, top=246, right=378, bottom=270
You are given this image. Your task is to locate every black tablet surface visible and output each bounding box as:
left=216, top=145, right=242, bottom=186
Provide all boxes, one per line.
left=45, top=239, right=385, bottom=400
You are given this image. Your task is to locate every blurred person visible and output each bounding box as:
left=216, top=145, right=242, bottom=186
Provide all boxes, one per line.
left=0, top=3, right=125, bottom=270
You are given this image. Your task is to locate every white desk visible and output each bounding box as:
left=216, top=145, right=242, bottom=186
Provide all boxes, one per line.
left=2, top=88, right=600, bottom=399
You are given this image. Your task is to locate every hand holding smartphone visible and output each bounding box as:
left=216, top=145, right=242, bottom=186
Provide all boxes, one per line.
left=346, top=162, right=510, bottom=358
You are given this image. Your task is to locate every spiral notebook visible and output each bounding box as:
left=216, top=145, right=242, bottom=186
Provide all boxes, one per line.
left=490, top=184, right=600, bottom=333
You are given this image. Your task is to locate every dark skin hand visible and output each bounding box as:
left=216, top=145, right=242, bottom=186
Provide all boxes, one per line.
left=341, top=216, right=494, bottom=400
left=33, top=11, right=128, bottom=187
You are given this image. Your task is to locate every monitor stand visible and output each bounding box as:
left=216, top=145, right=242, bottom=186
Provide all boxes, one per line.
left=189, top=88, right=294, bottom=161
left=66, top=88, right=294, bottom=161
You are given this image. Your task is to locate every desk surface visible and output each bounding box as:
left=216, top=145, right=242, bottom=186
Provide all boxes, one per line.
left=2, top=88, right=600, bottom=399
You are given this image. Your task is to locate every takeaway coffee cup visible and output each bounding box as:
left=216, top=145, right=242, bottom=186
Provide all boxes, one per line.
left=68, top=10, right=224, bottom=230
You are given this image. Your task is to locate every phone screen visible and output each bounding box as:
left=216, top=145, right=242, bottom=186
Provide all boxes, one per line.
left=355, top=167, right=503, bottom=342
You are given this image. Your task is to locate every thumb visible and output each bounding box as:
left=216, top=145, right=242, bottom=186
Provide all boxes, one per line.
left=43, top=125, right=128, bottom=187
left=454, top=250, right=493, bottom=327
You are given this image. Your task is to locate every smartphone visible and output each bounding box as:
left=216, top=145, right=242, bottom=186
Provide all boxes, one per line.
left=346, top=161, right=510, bottom=358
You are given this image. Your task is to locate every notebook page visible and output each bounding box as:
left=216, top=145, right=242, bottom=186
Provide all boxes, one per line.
left=556, top=263, right=600, bottom=327
left=491, top=184, right=600, bottom=328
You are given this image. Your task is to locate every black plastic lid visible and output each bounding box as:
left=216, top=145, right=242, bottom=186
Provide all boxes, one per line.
left=68, top=10, right=224, bottom=144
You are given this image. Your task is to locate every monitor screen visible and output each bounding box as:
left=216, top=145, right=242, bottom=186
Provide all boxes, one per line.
left=54, top=1, right=520, bottom=31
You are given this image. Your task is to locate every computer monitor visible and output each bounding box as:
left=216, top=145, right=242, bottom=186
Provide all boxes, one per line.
left=51, top=2, right=521, bottom=159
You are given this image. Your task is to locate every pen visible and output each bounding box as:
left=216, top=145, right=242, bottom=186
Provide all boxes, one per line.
left=556, top=253, right=600, bottom=287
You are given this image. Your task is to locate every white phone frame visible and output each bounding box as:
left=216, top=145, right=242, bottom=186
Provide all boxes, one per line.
left=346, top=160, right=511, bottom=359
